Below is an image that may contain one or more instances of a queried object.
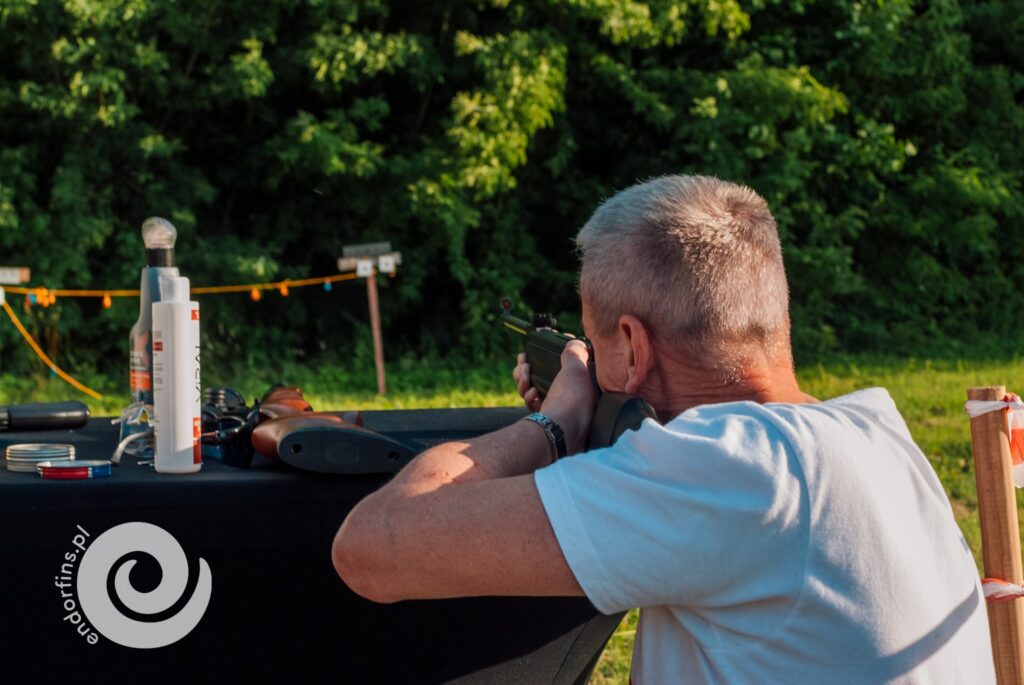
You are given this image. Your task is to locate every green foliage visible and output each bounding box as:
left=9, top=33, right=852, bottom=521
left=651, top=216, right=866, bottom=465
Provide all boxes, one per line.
left=0, top=0, right=1021, bottom=386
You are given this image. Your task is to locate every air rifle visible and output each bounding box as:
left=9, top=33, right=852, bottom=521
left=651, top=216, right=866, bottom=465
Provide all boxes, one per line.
left=201, top=385, right=416, bottom=473
left=500, top=299, right=657, bottom=450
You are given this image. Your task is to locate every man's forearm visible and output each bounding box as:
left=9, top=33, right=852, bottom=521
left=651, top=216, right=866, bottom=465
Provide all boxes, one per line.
left=385, top=344, right=595, bottom=499
left=332, top=418, right=569, bottom=602
left=333, top=352, right=595, bottom=602
left=385, top=418, right=554, bottom=497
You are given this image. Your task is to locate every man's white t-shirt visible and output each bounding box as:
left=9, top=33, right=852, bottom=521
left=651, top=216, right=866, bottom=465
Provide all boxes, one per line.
left=534, top=388, right=994, bottom=684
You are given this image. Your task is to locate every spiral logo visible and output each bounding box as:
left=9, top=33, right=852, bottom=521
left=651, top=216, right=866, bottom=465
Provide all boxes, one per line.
left=76, top=522, right=212, bottom=649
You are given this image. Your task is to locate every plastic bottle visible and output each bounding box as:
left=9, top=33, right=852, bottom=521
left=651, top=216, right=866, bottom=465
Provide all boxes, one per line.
left=128, top=217, right=180, bottom=409
left=152, top=275, right=202, bottom=474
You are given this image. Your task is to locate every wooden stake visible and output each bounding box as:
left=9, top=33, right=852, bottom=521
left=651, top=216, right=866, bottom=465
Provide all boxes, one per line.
left=968, top=385, right=1024, bottom=685
left=366, top=271, right=386, bottom=395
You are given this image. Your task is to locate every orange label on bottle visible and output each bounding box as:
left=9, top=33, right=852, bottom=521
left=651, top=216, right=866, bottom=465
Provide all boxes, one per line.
left=130, top=371, right=151, bottom=392
left=193, top=417, right=202, bottom=464
left=191, top=309, right=199, bottom=321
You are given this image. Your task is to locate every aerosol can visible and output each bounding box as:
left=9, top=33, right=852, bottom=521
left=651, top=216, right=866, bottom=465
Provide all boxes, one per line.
left=121, top=218, right=180, bottom=446
left=129, top=218, right=179, bottom=406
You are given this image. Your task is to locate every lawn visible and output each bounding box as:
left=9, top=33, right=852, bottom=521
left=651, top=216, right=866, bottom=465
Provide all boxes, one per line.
left=2, top=354, right=1022, bottom=684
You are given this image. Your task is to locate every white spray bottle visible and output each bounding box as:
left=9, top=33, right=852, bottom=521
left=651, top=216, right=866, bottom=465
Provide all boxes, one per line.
left=152, top=275, right=202, bottom=474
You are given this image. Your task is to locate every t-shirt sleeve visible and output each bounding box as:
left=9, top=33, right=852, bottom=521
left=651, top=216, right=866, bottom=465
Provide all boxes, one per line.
left=534, top=409, right=807, bottom=615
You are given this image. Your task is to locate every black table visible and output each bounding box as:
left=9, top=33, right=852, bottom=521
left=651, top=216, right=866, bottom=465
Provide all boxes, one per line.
left=0, top=409, right=619, bottom=684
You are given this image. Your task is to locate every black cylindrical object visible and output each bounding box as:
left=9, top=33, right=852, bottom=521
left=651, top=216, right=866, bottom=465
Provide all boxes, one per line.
left=0, top=401, right=90, bottom=432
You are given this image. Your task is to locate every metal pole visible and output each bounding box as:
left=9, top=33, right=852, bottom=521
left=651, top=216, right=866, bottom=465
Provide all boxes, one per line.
left=366, top=271, right=386, bottom=395
left=968, top=385, right=1024, bottom=685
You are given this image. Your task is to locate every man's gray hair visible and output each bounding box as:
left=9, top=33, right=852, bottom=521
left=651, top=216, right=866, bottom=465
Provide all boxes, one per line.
left=576, top=174, right=791, bottom=374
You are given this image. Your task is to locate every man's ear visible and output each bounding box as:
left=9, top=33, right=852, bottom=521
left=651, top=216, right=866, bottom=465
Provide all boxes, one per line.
left=618, top=315, right=652, bottom=395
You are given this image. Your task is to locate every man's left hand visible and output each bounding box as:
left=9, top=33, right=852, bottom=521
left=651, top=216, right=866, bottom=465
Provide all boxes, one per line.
left=540, top=339, right=598, bottom=455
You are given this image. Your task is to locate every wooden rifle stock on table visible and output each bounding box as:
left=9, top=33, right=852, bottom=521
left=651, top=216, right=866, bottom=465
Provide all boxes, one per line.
left=499, top=299, right=658, bottom=450
left=252, top=386, right=417, bottom=474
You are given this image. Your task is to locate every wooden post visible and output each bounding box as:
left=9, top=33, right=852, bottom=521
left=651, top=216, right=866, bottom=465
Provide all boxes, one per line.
left=0, top=268, right=29, bottom=376
left=366, top=271, right=386, bottom=395
left=968, top=385, right=1024, bottom=685
left=339, top=244, right=399, bottom=396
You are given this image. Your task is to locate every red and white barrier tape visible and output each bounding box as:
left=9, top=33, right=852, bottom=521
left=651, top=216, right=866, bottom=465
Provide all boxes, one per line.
left=965, top=393, right=1024, bottom=488
left=983, top=578, right=1024, bottom=602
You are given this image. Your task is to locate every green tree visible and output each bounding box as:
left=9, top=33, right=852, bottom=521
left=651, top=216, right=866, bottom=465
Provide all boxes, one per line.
left=0, top=0, right=1020, bottom=386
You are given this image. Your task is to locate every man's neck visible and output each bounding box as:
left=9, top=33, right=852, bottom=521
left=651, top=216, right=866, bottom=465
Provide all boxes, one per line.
left=647, top=357, right=816, bottom=423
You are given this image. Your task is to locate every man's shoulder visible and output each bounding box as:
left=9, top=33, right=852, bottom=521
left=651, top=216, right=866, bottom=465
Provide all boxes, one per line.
left=664, top=387, right=905, bottom=449
left=623, top=386, right=911, bottom=488
left=673, top=387, right=898, bottom=425
left=587, top=401, right=800, bottom=492
left=553, top=385, right=910, bottom=509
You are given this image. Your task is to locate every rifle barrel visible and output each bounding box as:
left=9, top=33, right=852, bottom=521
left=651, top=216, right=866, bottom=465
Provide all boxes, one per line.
left=500, top=311, right=533, bottom=336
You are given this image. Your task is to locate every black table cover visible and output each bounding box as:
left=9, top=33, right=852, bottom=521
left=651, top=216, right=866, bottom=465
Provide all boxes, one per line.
left=0, top=408, right=620, bottom=684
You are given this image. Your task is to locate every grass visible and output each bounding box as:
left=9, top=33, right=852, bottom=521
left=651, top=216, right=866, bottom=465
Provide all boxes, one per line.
left=0, top=357, right=522, bottom=416
left=3, top=354, right=1023, bottom=684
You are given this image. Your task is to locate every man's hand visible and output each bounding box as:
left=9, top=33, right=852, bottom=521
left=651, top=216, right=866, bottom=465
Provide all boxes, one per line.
left=541, top=340, right=598, bottom=454
left=513, top=352, right=543, bottom=412
left=513, top=341, right=597, bottom=455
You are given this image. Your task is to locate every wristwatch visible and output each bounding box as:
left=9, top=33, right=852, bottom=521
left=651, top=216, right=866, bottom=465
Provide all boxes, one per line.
left=523, top=412, right=567, bottom=462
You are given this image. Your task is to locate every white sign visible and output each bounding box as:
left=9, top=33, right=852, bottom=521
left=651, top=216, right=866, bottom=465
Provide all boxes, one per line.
left=343, top=242, right=392, bottom=258
left=356, top=259, right=374, bottom=278
left=338, top=252, right=402, bottom=274
left=0, top=267, right=29, bottom=284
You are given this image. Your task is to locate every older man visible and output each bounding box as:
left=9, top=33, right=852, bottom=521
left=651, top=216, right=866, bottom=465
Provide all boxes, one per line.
left=333, top=175, right=994, bottom=683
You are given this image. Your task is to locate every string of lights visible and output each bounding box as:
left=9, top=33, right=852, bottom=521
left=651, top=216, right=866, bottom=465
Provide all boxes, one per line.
left=1, top=271, right=370, bottom=399
left=4, top=272, right=363, bottom=308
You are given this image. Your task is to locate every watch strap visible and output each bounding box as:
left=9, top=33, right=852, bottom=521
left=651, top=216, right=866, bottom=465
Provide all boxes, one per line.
left=523, top=412, right=567, bottom=461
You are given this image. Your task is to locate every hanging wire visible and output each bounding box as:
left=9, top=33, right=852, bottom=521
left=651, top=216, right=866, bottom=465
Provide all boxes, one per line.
left=1, top=271, right=369, bottom=400
left=2, top=272, right=360, bottom=301
left=2, top=299, right=103, bottom=399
